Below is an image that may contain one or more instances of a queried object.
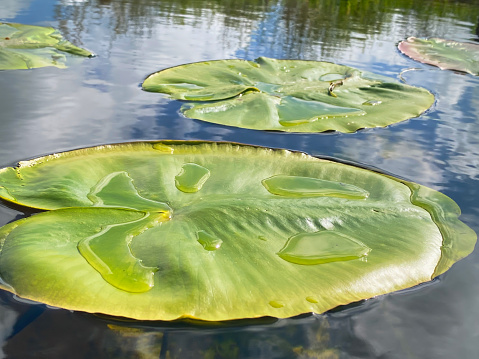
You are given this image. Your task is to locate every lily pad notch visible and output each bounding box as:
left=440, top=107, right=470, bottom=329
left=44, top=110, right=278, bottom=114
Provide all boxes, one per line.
left=0, top=141, right=475, bottom=321
left=0, top=22, right=94, bottom=70
left=142, top=57, right=435, bottom=133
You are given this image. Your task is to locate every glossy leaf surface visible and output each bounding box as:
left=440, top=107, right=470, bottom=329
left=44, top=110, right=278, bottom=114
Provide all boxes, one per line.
left=0, top=142, right=475, bottom=321
left=0, top=22, right=93, bottom=70
left=398, top=37, right=479, bottom=75
left=142, top=57, right=434, bottom=133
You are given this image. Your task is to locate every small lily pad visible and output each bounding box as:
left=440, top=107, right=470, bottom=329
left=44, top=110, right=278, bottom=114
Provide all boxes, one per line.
left=398, top=37, right=479, bottom=75
left=0, top=22, right=93, bottom=70
left=142, top=57, right=434, bottom=133
left=0, top=141, right=475, bottom=321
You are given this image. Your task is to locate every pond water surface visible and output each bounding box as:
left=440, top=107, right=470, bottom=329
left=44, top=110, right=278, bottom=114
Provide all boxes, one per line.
left=1, top=0, right=479, bottom=358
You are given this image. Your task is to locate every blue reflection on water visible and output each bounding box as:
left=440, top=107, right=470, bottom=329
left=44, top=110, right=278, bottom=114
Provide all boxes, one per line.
left=235, top=2, right=288, bottom=60
left=1, top=0, right=55, bottom=23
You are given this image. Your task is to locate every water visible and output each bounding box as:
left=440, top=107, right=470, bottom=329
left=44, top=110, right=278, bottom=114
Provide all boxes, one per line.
left=277, top=230, right=371, bottom=265
left=77, top=211, right=158, bottom=293
left=175, top=163, right=211, bottom=193
left=88, top=171, right=172, bottom=212
left=196, top=230, right=223, bottom=251
left=261, top=175, right=370, bottom=199
left=0, top=0, right=479, bottom=357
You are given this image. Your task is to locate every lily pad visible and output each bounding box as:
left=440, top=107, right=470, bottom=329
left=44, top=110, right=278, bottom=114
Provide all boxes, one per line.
left=398, top=37, right=479, bottom=75
left=0, top=22, right=93, bottom=70
left=0, top=141, right=475, bottom=321
left=142, top=57, right=434, bottom=133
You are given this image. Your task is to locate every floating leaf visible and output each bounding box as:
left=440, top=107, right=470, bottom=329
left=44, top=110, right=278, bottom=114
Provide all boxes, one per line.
left=0, top=22, right=93, bottom=70
left=398, top=37, right=479, bottom=75
left=142, top=57, right=434, bottom=133
left=0, top=142, right=475, bottom=321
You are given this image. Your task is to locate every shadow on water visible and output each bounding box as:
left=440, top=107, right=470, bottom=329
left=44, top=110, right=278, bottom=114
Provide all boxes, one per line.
left=1, top=285, right=369, bottom=359
left=0, top=270, right=467, bottom=359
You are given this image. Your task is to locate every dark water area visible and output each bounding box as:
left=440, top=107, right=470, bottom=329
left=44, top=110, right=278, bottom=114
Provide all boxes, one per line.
left=1, top=0, right=479, bottom=358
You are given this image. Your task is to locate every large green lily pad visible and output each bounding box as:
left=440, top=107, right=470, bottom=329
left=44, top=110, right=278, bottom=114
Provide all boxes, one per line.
left=0, top=141, right=475, bottom=321
left=142, top=57, right=434, bottom=133
left=0, top=22, right=93, bottom=70
left=398, top=37, right=479, bottom=75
